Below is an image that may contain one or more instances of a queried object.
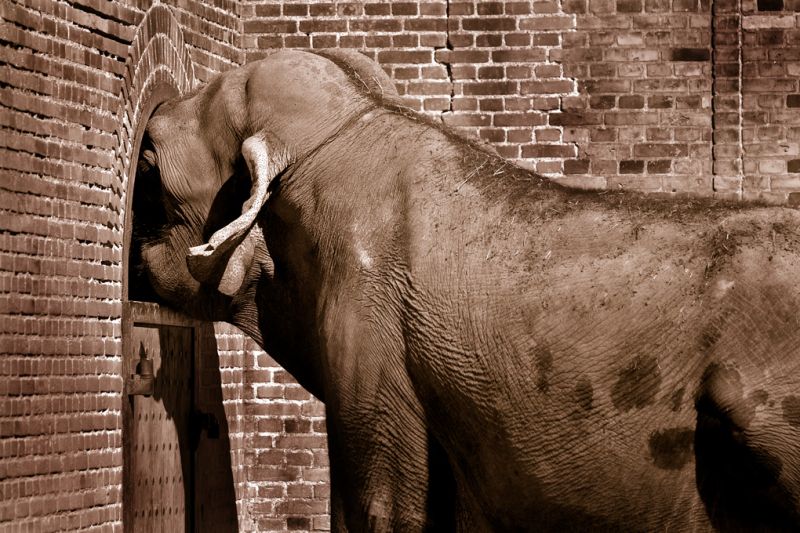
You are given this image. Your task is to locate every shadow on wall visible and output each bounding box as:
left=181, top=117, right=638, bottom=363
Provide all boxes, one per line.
left=191, top=324, right=239, bottom=530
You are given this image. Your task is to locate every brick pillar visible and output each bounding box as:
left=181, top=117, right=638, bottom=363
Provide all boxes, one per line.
left=712, top=0, right=744, bottom=197
left=741, top=1, right=800, bottom=203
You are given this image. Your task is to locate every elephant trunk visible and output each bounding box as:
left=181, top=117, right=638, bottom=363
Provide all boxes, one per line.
left=141, top=233, right=232, bottom=322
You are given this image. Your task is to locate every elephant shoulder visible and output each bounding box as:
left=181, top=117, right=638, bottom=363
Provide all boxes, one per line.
left=312, top=48, right=402, bottom=104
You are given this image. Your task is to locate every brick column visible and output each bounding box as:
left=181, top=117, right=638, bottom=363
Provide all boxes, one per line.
left=741, top=2, right=800, bottom=203
left=712, top=0, right=744, bottom=197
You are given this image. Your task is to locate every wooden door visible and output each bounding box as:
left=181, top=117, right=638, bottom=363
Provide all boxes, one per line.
left=122, top=302, right=238, bottom=532
left=123, top=304, right=197, bottom=533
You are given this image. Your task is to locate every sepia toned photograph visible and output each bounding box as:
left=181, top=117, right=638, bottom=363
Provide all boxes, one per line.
left=1, top=0, right=799, bottom=531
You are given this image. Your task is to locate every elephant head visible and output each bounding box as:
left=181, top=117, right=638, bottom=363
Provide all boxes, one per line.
left=135, top=50, right=399, bottom=319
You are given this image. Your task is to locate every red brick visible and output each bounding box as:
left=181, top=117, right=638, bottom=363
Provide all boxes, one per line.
left=282, top=3, right=308, bottom=16
left=462, top=81, right=518, bottom=96
left=250, top=466, right=301, bottom=482
left=443, top=113, right=492, bottom=127
left=420, top=3, right=447, bottom=15
left=477, top=66, right=505, bottom=79
left=392, top=2, right=419, bottom=15
left=309, top=3, right=336, bottom=16
left=284, top=35, right=311, bottom=47
left=564, top=0, right=589, bottom=12
left=506, top=33, right=533, bottom=46
left=519, top=15, right=575, bottom=30
left=590, top=95, right=617, bottom=109
left=350, top=19, right=403, bottom=32
left=340, top=35, right=365, bottom=48
left=617, top=0, right=644, bottom=11
left=476, top=33, right=504, bottom=47
left=420, top=33, right=448, bottom=47
left=648, top=160, right=673, bottom=173
left=550, top=111, right=603, bottom=126
left=494, top=112, right=547, bottom=127
left=436, top=49, right=491, bottom=64
left=620, top=160, right=646, bottom=173
left=671, top=47, right=711, bottom=61
left=604, top=111, right=661, bottom=125
left=450, top=2, right=476, bottom=15
left=243, top=20, right=297, bottom=33
left=277, top=499, right=329, bottom=515
left=492, top=49, right=548, bottom=62
left=478, top=99, right=503, bottom=112
left=275, top=435, right=329, bottom=450
left=565, top=159, right=591, bottom=174
left=633, top=143, right=689, bottom=157
left=506, top=129, right=532, bottom=143
left=364, top=3, right=391, bottom=15
left=311, top=35, right=337, bottom=48
left=462, top=18, right=517, bottom=31
left=365, top=35, right=393, bottom=48
left=404, top=19, right=448, bottom=31
left=521, top=80, right=575, bottom=94
left=619, top=95, right=645, bottom=109
left=378, top=50, right=433, bottom=64
left=521, top=144, right=578, bottom=158
left=392, top=34, right=419, bottom=47
left=298, top=20, right=347, bottom=33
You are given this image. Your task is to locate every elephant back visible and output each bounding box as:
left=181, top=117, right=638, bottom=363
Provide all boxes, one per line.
left=313, top=49, right=403, bottom=106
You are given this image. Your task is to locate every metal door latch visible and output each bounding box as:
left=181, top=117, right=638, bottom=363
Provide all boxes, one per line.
left=127, top=343, right=154, bottom=396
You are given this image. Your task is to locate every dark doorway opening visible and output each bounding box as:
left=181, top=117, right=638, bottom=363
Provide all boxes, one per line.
left=128, top=132, right=169, bottom=304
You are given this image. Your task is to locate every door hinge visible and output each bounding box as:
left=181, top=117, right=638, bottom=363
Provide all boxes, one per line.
left=127, top=342, right=155, bottom=396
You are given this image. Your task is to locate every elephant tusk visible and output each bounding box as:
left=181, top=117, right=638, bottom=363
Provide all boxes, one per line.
left=189, top=242, right=216, bottom=257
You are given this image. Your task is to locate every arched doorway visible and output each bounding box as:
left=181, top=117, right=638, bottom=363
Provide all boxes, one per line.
left=117, top=7, right=237, bottom=532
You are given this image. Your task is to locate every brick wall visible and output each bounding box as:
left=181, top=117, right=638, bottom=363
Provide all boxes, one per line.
left=241, top=0, right=800, bottom=203
left=0, top=0, right=252, bottom=530
left=239, top=351, right=329, bottom=532
left=1, top=0, right=133, bottom=528
left=240, top=0, right=716, bottom=194
left=3, top=0, right=800, bottom=532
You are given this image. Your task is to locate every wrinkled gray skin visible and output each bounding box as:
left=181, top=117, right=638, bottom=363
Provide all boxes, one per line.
left=139, top=50, right=800, bottom=531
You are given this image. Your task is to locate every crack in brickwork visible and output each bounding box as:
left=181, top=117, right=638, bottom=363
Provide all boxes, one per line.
left=442, top=0, right=455, bottom=115
left=554, top=10, right=582, bottom=181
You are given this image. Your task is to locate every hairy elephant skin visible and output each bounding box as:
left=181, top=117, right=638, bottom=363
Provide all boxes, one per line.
left=135, top=49, right=800, bottom=532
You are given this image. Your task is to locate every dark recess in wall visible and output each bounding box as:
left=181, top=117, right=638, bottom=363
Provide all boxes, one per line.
left=129, top=134, right=169, bottom=303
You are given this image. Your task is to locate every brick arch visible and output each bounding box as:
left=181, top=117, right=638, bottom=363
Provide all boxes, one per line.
left=115, top=4, right=195, bottom=298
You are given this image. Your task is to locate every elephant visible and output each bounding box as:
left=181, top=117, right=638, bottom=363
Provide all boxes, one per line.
left=135, top=49, right=800, bottom=531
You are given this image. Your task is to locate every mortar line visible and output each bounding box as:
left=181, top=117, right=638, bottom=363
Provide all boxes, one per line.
left=444, top=0, right=454, bottom=116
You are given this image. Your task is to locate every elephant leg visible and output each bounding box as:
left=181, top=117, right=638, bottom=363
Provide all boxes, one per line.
left=325, top=390, right=457, bottom=532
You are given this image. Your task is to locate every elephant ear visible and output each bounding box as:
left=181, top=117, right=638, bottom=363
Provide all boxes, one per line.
left=186, top=132, right=289, bottom=296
